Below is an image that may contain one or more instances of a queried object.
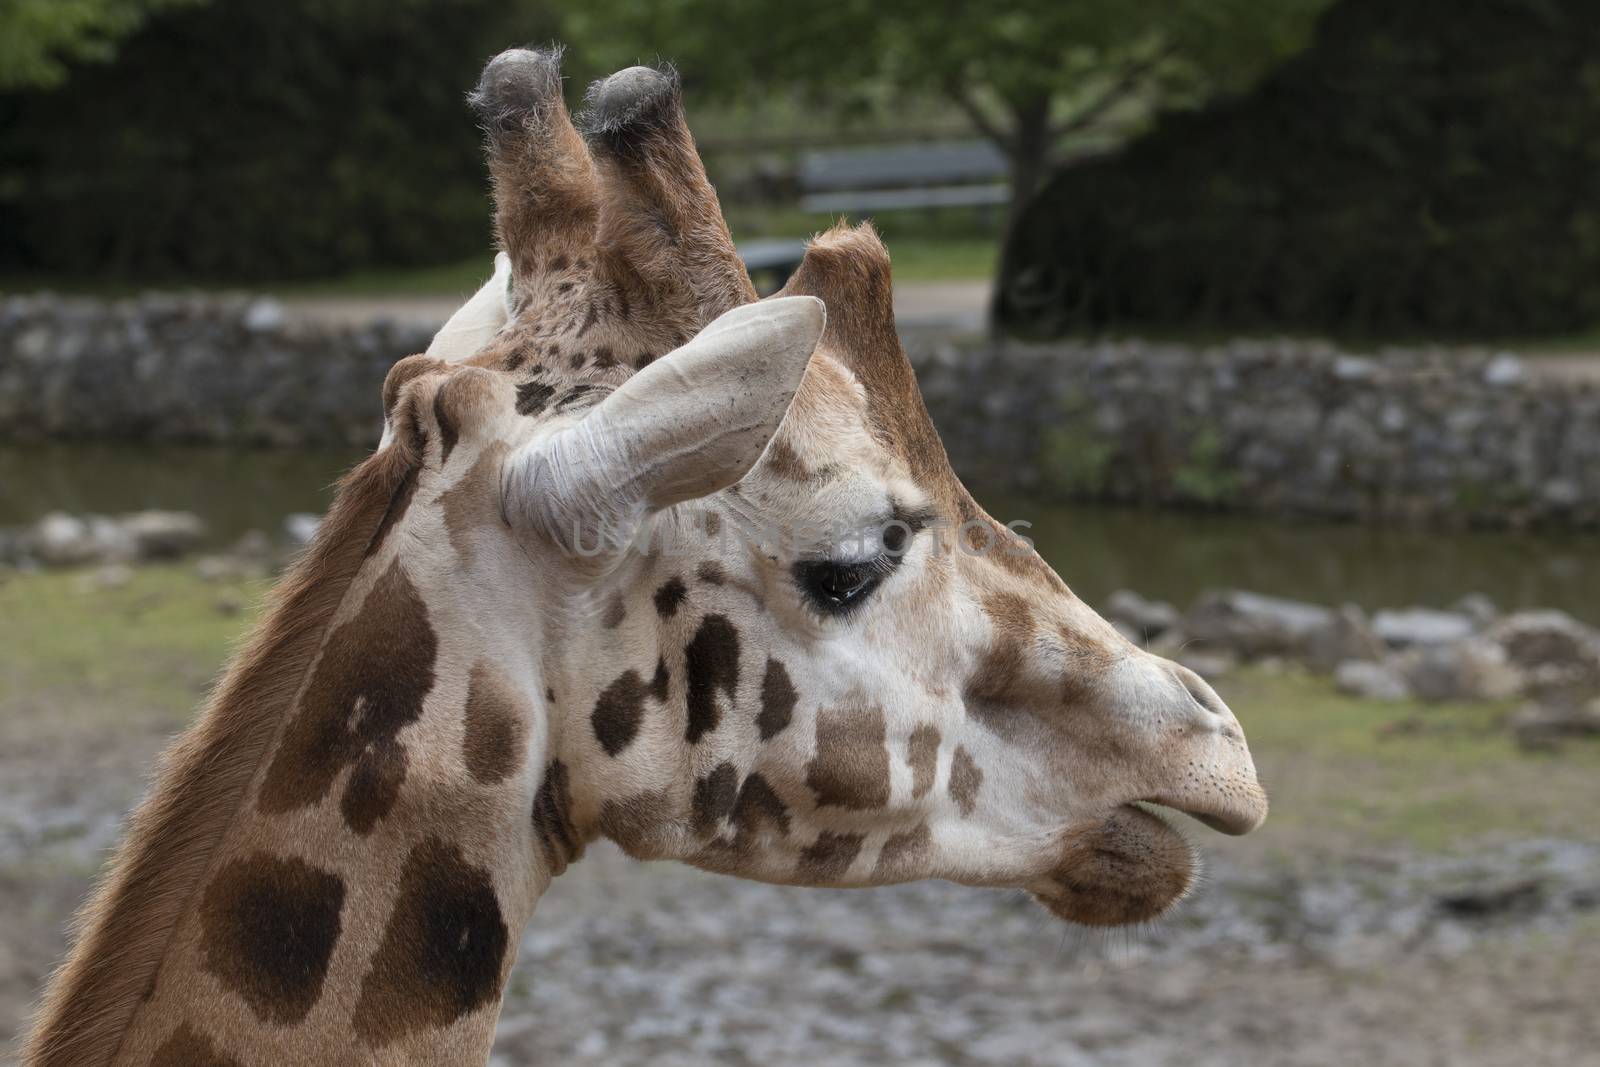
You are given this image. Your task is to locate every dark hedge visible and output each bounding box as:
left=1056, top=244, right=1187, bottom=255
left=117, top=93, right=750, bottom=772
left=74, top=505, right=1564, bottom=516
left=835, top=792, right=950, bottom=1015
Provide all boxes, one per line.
left=996, top=0, right=1600, bottom=339
left=0, top=0, right=548, bottom=282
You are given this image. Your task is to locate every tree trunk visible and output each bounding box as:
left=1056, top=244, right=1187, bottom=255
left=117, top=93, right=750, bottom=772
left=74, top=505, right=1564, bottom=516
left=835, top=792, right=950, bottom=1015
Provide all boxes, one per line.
left=991, top=94, right=1054, bottom=329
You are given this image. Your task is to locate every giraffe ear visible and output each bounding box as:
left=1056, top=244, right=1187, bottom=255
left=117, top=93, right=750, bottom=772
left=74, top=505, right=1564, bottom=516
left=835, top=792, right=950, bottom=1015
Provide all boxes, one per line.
left=505, top=296, right=826, bottom=552
left=424, top=252, right=512, bottom=363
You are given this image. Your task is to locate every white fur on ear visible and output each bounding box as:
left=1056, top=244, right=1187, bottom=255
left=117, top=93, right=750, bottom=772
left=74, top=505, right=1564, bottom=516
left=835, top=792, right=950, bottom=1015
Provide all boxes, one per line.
left=425, top=252, right=513, bottom=363
left=505, top=296, right=826, bottom=554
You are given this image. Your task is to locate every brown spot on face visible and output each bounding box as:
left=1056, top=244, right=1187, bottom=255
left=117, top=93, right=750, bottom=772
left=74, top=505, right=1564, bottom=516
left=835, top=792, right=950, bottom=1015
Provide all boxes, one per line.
left=981, top=590, right=1037, bottom=642
left=949, top=745, right=982, bottom=817
left=516, top=380, right=556, bottom=416
left=961, top=608, right=1086, bottom=745
left=531, top=759, right=580, bottom=873
left=807, top=705, right=891, bottom=809
left=798, top=831, right=864, bottom=882
left=352, top=837, right=509, bottom=1047
left=703, top=511, right=722, bottom=537
left=258, top=561, right=437, bottom=835
left=684, top=614, right=740, bottom=743
left=150, top=1022, right=242, bottom=1067
left=592, top=345, right=619, bottom=369
left=907, top=724, right=940, bottom=799
left=592, top=668, right=648, bottom=757
left=874, top=822, right=933, bottom=881
left=653, top=577, right=688, bottom=618
left=757, top=657, right=797, bottom=740
left=199, top=852, right=345, bottom=1025
left=763, top=438, right=812, bottom=481
left=696, top=561, right=725, bottom=585
left=462, top=664, right=526, bottom=785
left=601, top=596, right=627, bottom=629
left=692, top=761, right=738, bottom=834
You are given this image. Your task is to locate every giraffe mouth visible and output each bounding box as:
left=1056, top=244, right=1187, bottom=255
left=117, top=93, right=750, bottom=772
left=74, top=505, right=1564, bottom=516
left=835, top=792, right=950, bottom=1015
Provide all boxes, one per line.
left=1140, top=786, right=1267, bottom=837
left=1027, top=806, right=1199, bottom=927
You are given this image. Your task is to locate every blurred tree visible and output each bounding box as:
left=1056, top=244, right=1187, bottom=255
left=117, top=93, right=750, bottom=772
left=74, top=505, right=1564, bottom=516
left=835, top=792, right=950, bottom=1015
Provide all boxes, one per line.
left=0, top=0, right=556, bottom=281
left=562, top=0, right=1332, bottom=231
left=0, top=0, right=205, bottom=89
left=996, top=0, right=1600, bottom=338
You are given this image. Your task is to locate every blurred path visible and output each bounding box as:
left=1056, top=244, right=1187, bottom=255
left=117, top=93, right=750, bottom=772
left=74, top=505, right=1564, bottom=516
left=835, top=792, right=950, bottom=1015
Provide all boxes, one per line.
left=1519, top=353, right=1600, bottom=384
left=279, top=279, right=991, bottom=333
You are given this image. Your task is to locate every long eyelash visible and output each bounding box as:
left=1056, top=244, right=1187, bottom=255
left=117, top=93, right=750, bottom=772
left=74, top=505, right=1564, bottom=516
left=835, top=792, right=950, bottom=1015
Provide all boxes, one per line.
left=845, top=554, right=900, bottom=579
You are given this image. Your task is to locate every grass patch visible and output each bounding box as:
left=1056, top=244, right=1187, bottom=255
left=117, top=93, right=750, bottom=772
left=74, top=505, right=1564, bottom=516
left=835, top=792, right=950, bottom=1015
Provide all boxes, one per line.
left=0, top=565, right=267, bottom=739
left=1219, top=669, right=1600, bottom=852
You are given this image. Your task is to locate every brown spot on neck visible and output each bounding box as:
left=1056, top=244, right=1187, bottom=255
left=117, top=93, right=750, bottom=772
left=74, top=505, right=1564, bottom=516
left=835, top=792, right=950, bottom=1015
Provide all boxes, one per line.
left=150, top=1022, right=242, bottom=1067
left=462, top=663, right=528, bottom=785
left=874, top=822, right=933, bottom=881
left=256, top=559, right=439, bottom=835
left=23, top=444, right=412, bottom=1067
left=532, top=759, right=582, bottom=874
left=797, top=831, right=865, bottom=882
left=440, top=441, right=510, bottom=566
left=198, top=853, right=345, bottom=1024
left=352, top=838, right=510, bottom=1048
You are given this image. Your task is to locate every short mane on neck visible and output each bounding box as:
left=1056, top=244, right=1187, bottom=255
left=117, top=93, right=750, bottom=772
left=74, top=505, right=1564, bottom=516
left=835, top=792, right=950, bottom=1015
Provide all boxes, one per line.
left=23, top=445, right=415, bottom=1067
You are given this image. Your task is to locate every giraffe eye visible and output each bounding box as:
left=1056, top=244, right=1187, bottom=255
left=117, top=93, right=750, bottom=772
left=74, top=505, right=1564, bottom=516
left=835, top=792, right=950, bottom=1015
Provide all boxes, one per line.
left=793, top=557, right=893, bottom=615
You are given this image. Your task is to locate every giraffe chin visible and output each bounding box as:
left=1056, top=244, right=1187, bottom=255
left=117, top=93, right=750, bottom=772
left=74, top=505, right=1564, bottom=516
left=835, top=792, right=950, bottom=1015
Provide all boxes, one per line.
left=1027, top=806, right=1198, bottom=928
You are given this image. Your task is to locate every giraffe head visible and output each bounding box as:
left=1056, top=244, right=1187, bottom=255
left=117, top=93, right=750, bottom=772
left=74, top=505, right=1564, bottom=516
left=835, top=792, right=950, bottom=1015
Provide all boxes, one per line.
left=392, top=47, right=1266, bottom=928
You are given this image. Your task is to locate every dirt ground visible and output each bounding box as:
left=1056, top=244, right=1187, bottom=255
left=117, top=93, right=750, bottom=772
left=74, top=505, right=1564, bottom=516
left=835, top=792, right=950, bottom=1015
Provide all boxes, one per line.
left=2, top=566, right=1598, bottom=1066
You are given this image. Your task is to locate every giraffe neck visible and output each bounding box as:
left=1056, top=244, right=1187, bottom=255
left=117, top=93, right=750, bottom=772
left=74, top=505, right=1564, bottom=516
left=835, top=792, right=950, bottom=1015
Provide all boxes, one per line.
left=24, top=447, right=566, bottom=1067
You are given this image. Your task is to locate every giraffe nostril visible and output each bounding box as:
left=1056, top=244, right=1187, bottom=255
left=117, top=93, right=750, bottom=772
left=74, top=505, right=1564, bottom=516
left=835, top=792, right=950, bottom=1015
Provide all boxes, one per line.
left=1173, top=664, right=1228, bottom=718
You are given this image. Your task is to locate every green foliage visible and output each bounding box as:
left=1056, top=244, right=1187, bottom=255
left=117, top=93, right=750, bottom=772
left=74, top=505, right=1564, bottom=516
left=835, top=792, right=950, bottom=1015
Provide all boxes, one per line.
left=1039, top=420, right=1114, bottom=498
left=563, top=1, right=1330, bottom=202
left=0, top=0, right=203, bottom=90
left=563, top=0, right=1326, bottom=112
left=0, top=0, right=553, bottom=281
left=1172, top=427, right=1240, bottom=504
left=997, top=0, right=1600, bottom=339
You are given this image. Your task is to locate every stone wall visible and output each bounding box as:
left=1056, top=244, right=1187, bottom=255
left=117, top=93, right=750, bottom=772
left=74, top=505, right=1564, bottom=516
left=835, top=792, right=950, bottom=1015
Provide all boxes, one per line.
left=5, top=293, right=1599, bottom=528
left=0, top=295, right=429, bottom=447
left=908, top=334, right=1600, bottom=529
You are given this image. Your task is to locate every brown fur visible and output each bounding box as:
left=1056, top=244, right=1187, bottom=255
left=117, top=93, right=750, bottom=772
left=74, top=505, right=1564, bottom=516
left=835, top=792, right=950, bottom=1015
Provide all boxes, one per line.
left=23, top=440, right=417, bottom=1067
left=149, top=1022, right=241, bottom=1067
left=806, top=705, right=892, bottom=810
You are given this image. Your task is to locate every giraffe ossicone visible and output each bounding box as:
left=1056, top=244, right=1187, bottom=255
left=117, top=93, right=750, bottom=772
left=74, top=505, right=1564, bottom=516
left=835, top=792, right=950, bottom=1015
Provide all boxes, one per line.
left=26, top=46, right=1266, bottom=1067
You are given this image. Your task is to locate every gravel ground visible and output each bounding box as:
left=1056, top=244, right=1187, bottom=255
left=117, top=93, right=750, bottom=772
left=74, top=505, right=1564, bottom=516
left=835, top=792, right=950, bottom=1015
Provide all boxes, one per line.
left=4, top=723, right=1597, bottom=1067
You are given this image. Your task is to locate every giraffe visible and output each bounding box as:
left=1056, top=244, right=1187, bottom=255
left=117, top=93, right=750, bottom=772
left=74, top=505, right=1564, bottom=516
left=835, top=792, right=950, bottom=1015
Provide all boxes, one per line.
left=24, top=48, right=1267, bottom=1066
